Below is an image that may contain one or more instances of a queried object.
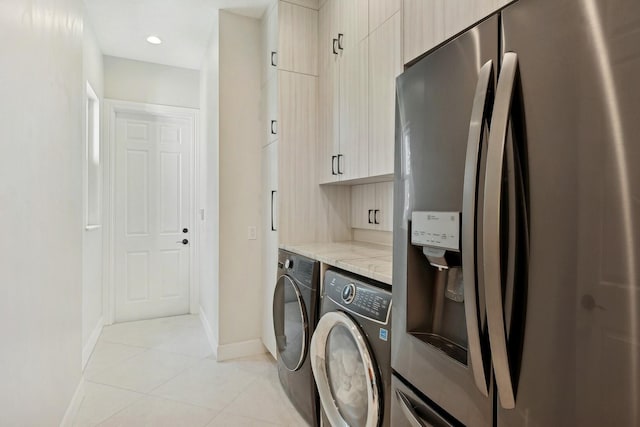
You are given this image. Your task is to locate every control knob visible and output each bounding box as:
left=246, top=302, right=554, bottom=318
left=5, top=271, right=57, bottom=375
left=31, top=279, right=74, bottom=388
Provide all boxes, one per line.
left=342, top=283, right=356, bottom=304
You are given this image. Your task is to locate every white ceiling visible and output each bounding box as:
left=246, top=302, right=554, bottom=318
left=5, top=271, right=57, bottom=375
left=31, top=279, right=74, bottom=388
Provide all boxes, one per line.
left=85, top=0, right=272, bottom=70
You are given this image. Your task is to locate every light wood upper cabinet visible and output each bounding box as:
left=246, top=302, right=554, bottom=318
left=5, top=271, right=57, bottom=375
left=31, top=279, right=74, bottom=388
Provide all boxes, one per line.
left=318, top=58, right=340, bottom=184
left=339, top=37, right=368, bottom=181
left=374, top=181, right=393, bottom=231
left=351, top=182, right=393, bottom=231
left=339, top=0, right=368, bottom=51
left=262, top=75, right=279, bottom=145
left=318, top=0, right=339, bottom=73
left=279, top=1, right=319, bottom=76
left=261, top=2, right=278, bottom=86
left=403, top=0, right=509, bottom=64
left=278, top=71, right=320, bottom=243
left=285, top=0, right=319, bottom=9
left=369, top=0, right=400, bottom=33
left=351, top=184, right=376, bottom=229
left=369, top=12, right=401, bottom=178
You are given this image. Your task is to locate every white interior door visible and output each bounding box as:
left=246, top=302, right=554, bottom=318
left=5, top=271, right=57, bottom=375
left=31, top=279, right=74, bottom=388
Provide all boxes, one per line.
left=114, top=111, right=192, bottom=322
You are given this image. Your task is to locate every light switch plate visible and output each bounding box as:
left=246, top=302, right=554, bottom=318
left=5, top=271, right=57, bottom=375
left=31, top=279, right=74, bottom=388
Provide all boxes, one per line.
left=248, top=226, right=257, bottom=240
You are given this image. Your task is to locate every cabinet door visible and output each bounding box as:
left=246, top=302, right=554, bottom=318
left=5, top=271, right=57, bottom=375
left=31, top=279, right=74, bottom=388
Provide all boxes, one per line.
left=351, top=184, right=376, bottom=230
left=318, top=60, right=340, bottom=184
left=279, top=1, right=318, bottom=76
left=369, top=12, right=401, bottom=177
left=265, top=75, right=278, bottom=144
left=262, top=2, right=278, bottom=86
left=369, top=0, right=400, bottom=34
left=279, top=72, right=319, bottom=243
left=319, top=0, right=340, bottom=73
left=374, top=181, right=393, bottom=231
left=339, top=37, right=368, bottom=181
left=403, top=0, right=505, bottom=65
left=261, top=141, right=278, bottom=357
left=339, top=0, right=368, bottom=52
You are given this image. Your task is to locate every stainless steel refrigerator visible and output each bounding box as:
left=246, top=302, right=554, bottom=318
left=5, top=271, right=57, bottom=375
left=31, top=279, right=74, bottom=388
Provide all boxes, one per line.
left=392, top=0, right=640, bottom=426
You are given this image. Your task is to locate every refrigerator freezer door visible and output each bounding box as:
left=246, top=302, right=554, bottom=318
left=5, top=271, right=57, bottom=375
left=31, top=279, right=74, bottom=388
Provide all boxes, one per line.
left=392, top=15, right=499, bottom=427
left=499, top=0, right=640, bottom=425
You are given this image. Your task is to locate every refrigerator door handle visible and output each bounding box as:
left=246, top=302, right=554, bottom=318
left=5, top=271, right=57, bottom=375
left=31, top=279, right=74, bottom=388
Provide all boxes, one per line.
left=461, top=59, right=494, bottom=397
left=483, top=51, right=519, bottom=409
left=395, top=391, right=431, bottom=427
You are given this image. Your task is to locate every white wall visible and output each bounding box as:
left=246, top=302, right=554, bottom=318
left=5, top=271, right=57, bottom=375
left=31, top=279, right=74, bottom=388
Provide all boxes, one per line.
left=82, top=16, right=105, bottom=365
left=0, top=0, right=84, bottom=424
left=199, top=9, right=221, bottom=349
left=218, top=11, right=263, bottom=351
left=198, top=10, right=264, bottom=360
left=104, top=56, right=200, bottom=108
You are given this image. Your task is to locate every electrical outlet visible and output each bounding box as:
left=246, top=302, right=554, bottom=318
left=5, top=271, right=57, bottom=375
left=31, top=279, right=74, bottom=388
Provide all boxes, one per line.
left=248, top=226, right=257, bottom=240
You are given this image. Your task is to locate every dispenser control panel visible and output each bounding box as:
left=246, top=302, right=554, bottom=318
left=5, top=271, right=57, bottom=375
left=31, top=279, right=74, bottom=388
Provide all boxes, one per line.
left=411, top=211, right=461, bottom=252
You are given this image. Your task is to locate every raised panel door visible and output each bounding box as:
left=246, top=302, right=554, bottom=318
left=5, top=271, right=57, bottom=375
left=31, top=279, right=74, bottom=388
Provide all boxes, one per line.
left=279, top=1, right=319, bottom=76
left=339, top=37, right=368, bottom=181
left=115, top=112, right=191, bottom=322
left=369, top=12, right=401, bottom=177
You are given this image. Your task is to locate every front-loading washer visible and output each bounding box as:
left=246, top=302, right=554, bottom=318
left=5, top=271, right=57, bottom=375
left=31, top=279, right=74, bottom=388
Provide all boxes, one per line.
left=272, top=249, right=320, bottom=426
left=310, top=268, right=392, bottom=427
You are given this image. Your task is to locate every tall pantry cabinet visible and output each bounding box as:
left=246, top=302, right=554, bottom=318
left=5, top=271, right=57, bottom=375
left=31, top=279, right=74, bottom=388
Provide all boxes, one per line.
left=260, top=0, right=351, bottom=357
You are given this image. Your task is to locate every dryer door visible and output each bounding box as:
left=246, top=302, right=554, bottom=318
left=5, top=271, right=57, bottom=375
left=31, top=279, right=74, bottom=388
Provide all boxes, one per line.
left=273, top=275, right=309, bottom=371
left=310, top=311, right=381, bottom=427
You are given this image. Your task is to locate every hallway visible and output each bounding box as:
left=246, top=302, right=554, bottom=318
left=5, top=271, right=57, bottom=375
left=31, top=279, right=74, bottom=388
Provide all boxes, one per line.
left=73, top=316, right=306, bottom=426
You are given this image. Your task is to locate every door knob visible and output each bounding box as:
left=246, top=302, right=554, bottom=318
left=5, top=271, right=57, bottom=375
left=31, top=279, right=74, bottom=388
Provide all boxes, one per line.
left=177, top=239, right=189, bottom=245
left=183, top=228, right=188, bottom=233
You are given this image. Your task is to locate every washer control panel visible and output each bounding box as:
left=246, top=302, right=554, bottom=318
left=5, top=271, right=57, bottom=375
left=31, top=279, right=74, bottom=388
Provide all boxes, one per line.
left=325, top=269, right=391, bottom=324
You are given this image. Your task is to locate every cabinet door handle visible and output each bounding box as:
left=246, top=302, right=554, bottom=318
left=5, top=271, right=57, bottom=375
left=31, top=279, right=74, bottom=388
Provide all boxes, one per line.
left=270, top=120, right=277, bottom=135
left=271, top=190, right=277, bottom=231
left=332, top=38, right=339, bottom=55
left=337, top=33, right=344, bottom=50
left=368, top=209, right=374, bottom=224
left=331, top=155, right=337, bottom=175
left=374, top=210, right=380, bottom=225
left=270, top=51, right=277, bottom=67
left=337, top=154, right=344, bottom=175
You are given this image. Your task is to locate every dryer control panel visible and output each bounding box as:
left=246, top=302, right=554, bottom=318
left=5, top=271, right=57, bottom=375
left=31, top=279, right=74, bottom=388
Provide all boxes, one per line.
left=324, top=269, right=391, bottom=324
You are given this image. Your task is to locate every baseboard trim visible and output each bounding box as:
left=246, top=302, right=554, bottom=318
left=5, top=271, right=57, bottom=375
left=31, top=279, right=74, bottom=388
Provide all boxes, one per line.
left=199, top=308, right=218, bottom=360
left=59, top=378, right=85, bottom=427
left=216, top=338, right=266, bottom=361
left=82, top=317, right=104, bottom=369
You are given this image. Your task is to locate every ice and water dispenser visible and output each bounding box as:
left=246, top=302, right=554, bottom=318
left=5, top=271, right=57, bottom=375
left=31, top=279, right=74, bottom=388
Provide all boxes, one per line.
left=406, top=211, right=469, bottom=364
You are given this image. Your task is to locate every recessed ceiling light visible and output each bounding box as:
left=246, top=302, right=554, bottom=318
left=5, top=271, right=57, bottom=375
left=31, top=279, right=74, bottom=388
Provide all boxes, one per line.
left=146, top=35, right=162, bottom=45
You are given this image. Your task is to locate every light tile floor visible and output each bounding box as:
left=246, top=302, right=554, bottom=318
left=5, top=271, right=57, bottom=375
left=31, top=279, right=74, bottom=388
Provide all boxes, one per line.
left=74, top=315, right=308, bottom=427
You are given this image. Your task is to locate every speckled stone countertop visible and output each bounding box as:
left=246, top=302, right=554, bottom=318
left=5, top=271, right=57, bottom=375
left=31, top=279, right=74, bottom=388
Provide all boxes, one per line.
left=280, top=241, right=393, bottom=285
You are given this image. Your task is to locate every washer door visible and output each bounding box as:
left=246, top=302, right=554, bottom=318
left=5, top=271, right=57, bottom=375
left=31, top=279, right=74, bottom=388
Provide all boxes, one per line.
left=310, top=311, right=381, bottom=427
left=272, top=275, right=309, bottom=371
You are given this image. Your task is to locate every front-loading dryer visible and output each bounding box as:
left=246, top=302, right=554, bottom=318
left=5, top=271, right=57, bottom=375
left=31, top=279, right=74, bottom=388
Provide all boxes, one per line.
left=273, top=249, right=320, bottom=426
left=310, top=268, right=392, bottom=427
